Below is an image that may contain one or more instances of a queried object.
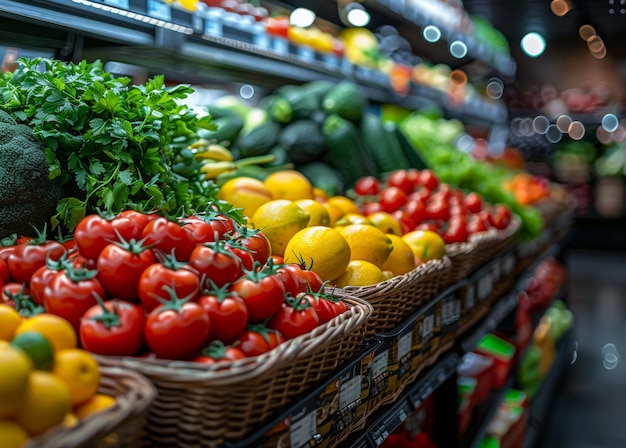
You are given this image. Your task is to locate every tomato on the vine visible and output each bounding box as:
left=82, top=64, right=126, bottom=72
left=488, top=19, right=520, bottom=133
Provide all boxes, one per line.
left=138, top=254, right=200, bottom=312
left=361, top=201, right=384, bottom=216
left=491, top=204, right=512, bottom=230
left=354, top=176, right=380, bottom=196
left=0, top=258, right=9, bottom=285
left=419, top=170, right=439, bottom=191
left=464, top=192, right=484, bottom=214
left=118, top=210, right=156, bottom=236
left=145, top=287, right=211, bottom=360
left=43, top=264, right=104, bottom=329
left=179, top=215, right=216, bottom=246
left=29, top=257, right=67, bottom=305
left=80, top=298, right=145, bottom=357
left=189, top=240, right=242, bottom=288
left=387, top=170, right=415, bottom=195
left=1, top=282, right=29, bottom=307
left=268, top=295, right=319, bottom=340
left=425, top=199, right=450, bottom=222
left=97, top=237, right=156, bottom=300
left=238, top=325, right=285, bottom=357
left=305, top=293, right=347, bottom=324
left=228, top=225, right=271, bottom=266
left=403, top=199, right=427, bottom=226
left=73, top=213, right=140, bottom=260
left=379, top=187, right=408, bottom=213
left=142, top=217, right=195, bottom=261
left=467, top=214, right=488, bottom=234
left=7, top=239, right=65, bottom=284
left=230, top=267, right=286, bottom=323
left=193, top=341, right=246, bottom=364
left=198, top=281, right=249, bottom=343
left=442, top=216, right=470, bottom=245
left=201, top=209, right=237, bottom=240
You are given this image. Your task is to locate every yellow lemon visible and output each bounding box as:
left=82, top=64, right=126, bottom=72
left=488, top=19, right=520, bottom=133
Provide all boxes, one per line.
left=367, top=211, right=403, bottom=236
left=251, top=200, right=310, bottom=257
left=313, top=187, right=329, bottom=202
left=15, top=371, right=71, bottom=435
left=284, top=226, right=351, bottom=282
left=322, top=202, right=345, bottom=227
left=74, top=394, right=116, bottom=420
left=333, top=260, right=386, bottom=288
left=0, top=304, right=21, bottom=341
left=294, top=199, right=331, bottom=227
left=62, top=412, right=79, bottom=428
left=334, top=213, right=372, bottom=227
left=327, top=196, right=360, bottom=216
left=381, top=234, right=417, bottom=276
left=53, top=349, right=101, bottom=406
left=336, top=224, right=394, bottom=268
left=402, top=230, right=446, bottom=262
left=263, top=170, right=314, bottom=201
left=382, top=270, right=395, bottom=281
left=15, top=313, right=77, bottom=353
left=218, top=177, right=272, bottom=218
left=0, top=420, right=29, bottom=448
left=0, top=346, right=32, bottom=417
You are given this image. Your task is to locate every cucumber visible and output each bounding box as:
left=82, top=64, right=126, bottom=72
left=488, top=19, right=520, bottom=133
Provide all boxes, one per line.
left=236, top=121, right=282, bottom=158
left=322, top=114, right=378, bottom=187
left=391, top=122, right=429, bottom=170
left=277, top=85, right=321, bottom=119
left=298, top=162, right=345, bottom=197
left=279, top=119, right=327, bottom=164
left=360, top=113, right=411, bottom=174
left=265, top=146, right=292, bottom=167
left=197, top=116, right=244, bottom=146
left=322, top=82, right=367, bottom=123
left=259, top=95, right=292, bottom=123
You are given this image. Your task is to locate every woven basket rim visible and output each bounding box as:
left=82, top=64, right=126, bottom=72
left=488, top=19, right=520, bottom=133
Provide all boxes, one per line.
left=25, top=366, right=156, bottom=448
left=97, top=293, right=373, bottom=384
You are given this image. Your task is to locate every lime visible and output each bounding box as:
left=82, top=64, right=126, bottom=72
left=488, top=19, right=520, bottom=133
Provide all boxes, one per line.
left=11, top=331, right=55, bottom=371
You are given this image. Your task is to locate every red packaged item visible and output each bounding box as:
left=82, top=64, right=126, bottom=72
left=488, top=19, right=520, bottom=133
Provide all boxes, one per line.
left=457, top=352, right=495, bottom=405
left=474, top=334, right=516, bottom=389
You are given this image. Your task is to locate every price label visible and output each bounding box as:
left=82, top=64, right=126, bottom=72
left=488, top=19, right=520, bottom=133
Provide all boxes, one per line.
left=477, top=273, right=493, bottom=301
left=421, top=314, right=434, bottom=340
left=503, top=254, right=515, bottom=275
left=372, top=350, right=389, bottom=380
left=398, top=407, right=407, bottom=422
left=398, top=331, right=412, bottom=360
left=253, top=33, right=270, bottom=49
left=104, top=0, right=129, bottom=9
left=296, top=45, right=315, bottom=62
left=204, top=19, right=223, bottom=38
left=322, top=53, right=339, bottom=70
left=273, top=37, right=289, bottom=55
left=492, top=261, right=501, bottom=283
left=147, top=0, right=171, bottom=21
left=465, top=283, right=476, bottom=311
left=339, top=376, right=361, bottom=410
left=373, top=425, right=389, bottom=446
left=290, top=410, right=317, bottom=448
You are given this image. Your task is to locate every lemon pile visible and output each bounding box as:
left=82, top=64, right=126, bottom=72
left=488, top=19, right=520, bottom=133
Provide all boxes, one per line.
left=0, top=307, right=115, bottom=447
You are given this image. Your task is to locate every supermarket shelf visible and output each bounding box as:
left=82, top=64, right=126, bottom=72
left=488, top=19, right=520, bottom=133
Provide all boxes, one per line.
left=523, top=329, right=575, bottom=448
left=0, top=0, right=508, bottom=126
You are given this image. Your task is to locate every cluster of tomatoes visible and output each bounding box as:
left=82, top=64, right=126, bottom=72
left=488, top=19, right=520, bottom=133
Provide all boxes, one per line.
left=353, top=169, right=514, bottom=244
left=0, top=207, right=348, bottom=363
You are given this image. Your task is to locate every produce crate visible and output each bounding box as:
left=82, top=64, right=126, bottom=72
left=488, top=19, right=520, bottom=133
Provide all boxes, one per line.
left=338, top=257, right=451, bottom=337
left=25, top=366, right=156, bottom=448
left=97, top=294, right=373, bottom=447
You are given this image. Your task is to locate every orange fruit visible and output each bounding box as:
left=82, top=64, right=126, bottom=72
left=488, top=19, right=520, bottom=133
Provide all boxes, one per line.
left=0, top=345, right=32, bottom=417
left=263, top=170, right=314, bottom=201
left=402, top=230, right=446, bottom=262
left=75, top=394, right=116, bottom=420
left=284, top=226, right=351, bottom=282
left=294, top=199, right=331, bottom=227
left=218, top=177, right=272, bottom=218
left=381, top=234, right=417, bottom=276
left=313, top=188, right=329, bottom=202
left=251, top=200, right=310, bottom=257
left=15, top=313, right=77, bottom=353
left=367, top=211, right=403, bottom=236
left=327, top=196, right=360, bottom=216
left=14, top=371, right=71, bottom=435
left=0, top=420, right=29, bottom=448
left=333, top=260, right=386, bottom=288
left=0, top=304, right=21, bottom=341
left=336, top=224, right=393, bottom=268
left=53, top=349, right=101, bottom=406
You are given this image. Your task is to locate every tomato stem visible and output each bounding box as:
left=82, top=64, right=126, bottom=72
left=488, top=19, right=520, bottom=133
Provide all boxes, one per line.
left=64, top=262, right=99, bottom=283
left=153, top=284, right=198, bottom=314
left=11, top=285, right=44, bottom=317
left=89, top=293, right=122, bottom=329
left=0, top=233, right=17, bottom=247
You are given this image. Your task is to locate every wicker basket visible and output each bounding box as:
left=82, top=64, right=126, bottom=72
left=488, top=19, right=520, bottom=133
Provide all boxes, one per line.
left=338, top=257, right=452, bottom=337
left=25, top=367, right=156, bottom=448
left=97, top=294, right=372, bottom=447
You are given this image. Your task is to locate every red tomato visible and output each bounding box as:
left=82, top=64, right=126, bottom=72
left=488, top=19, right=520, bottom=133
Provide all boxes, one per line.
left=229, top=269, right=286, bottom=323
left=0, top=246, right=15, bottom=264
left=145, top=296, right=211, bottom=360
left=442, top=217, right=470, bottom=244
left=268, top=295, right=320, bottom=339
left=284, top=260, right=324, bottom=294
left=387, top=170, right=414, bottom=194
left=379, top=187, right=408, bottom=213
left=198, top=283, right=249, bottom=343
left=229, top=226, right=271, bottom=266
left=73, top=214, right=139, bottom=260
left=118, top=210, right=156, bottom=236
left=97, top=239, right=156, bottom=300
left=425, top=199, right=450, bottom=222
left=492, top=204, right=512, bottom=230
left=0, top=258, right=9, bottom=285
left=408, top=188, right=432, bottom=204
left=402, top=199, right=427, bottom=226
left=415, top=222, right=440, bottom=233
left=79, top=299, right=145, bottom=356
left=275, top=264, right=301, bottom=298
left=392, top=210, right=416, bottom=234
left=202, top=210, right=237, bottom=240
left=354, top=176, right=381, bottom=196
left=464, top=192, right=484, bottom=213
left=7, top=241, right=65, bottom=284
left=224, top=243, right=255, bottom=271
left=304, top=294, right=341, bottom=324
left=1, top=282, right=29, bottom=307
left=419, top=170, right=439, bottom=190
left=138, top=260, right=200, bottom=312
left=467, top=214, right=488, bottom=234
left=193, top=341, right=246, bottom=364
left=29, top=258, right=66, bottom=305
left=361, top=201, right=384, bottom=216
left=406, top=168, right=421, bottom=186
left=478, top=210, right=494, bottom=229
left=142, top=217, right=195, bottom=261
left=189, top=240, right=242, bottom=288
left=238, top=326, right=285, bottom=357
left=179, top=216, right=216, bottom=246
left=43, top=265, right=104, bottom=329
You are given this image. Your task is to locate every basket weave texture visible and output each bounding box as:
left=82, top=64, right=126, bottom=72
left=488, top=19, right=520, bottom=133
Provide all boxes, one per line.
left=339, top=257, right=452, bottom=337
left=25, top=366, right=156, bottom=448
left=97, top=294, right=372, bottom=447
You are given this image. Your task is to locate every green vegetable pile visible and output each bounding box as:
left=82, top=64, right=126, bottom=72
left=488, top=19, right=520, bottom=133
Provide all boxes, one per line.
left=0, top=58, right=243, bottom=232
left=400, top=111, right=544, bottom=239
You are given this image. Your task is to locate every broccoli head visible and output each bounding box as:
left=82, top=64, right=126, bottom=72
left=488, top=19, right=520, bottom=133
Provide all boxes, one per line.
left=0, top=109, right=64, bottom=238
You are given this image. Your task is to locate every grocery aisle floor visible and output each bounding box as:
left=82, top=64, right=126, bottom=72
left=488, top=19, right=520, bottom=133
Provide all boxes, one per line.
left=537, top=249, right=626, bottom=448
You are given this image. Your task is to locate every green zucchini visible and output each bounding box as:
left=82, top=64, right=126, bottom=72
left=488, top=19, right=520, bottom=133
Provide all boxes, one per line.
left=235, top=121, right=281, bottom=158
left=322, top=82, right=367, bottom=123
left=197, top=116, right=244, bottom=146
left=360, top=113, right=411, bottom=175
left=279, top=119, right=327, bottom=164
left=297, top=162, right=345, bottom=197
left=259, top=95, right=293, bottom=123
left=390, top=122, right=429, bottom=170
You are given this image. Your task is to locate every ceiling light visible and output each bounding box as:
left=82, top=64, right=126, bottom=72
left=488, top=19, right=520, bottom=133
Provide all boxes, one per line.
left=343, top=3, right=370, bottom=27
left=568, top=121, right=586, bottom=140
left=289, top=8, right=315, bottom=28
left=550, top=0, right=572, bottom=16
left=486, top=78, right=504, bottom=99
left=423, top=25, right=441, bottom=43
left=533, top=116, right=550, bottom=134
left=556, top=114, right=572, bottom=133
left=545, top=124, right=563, bottom=143
left=579, top=24, right=596, bottom=41
left=521, top=32, right=546, bottom=57
left=449, top=41, right=468, bottom=58
left=602, top=114, right=619, bottom=132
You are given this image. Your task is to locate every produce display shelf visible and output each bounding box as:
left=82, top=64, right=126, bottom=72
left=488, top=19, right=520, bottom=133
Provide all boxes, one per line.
left=523, top=329, right=575, bottom=448
left=0, top=0, right=507, bottom=126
